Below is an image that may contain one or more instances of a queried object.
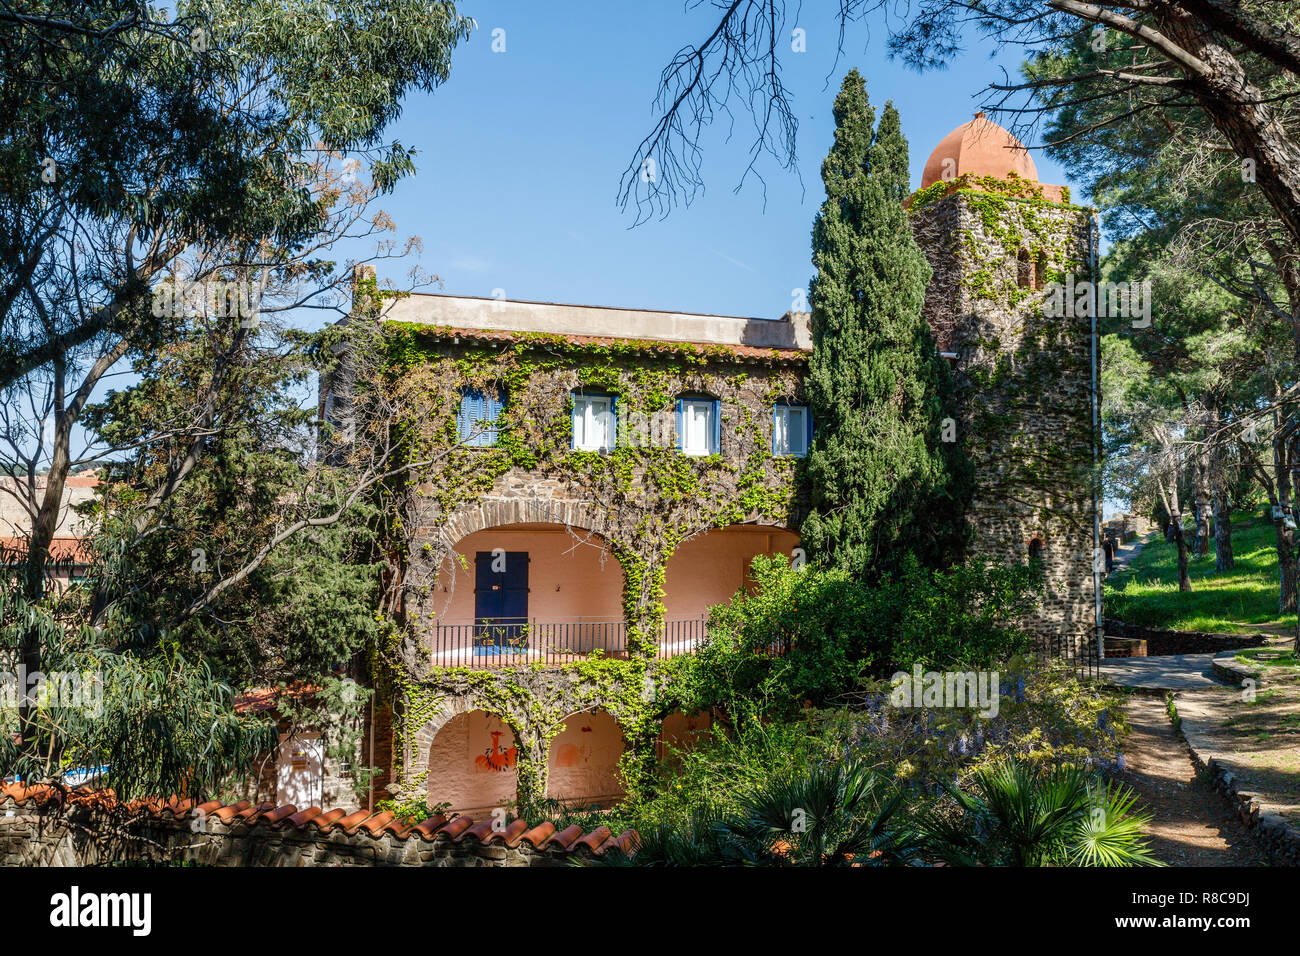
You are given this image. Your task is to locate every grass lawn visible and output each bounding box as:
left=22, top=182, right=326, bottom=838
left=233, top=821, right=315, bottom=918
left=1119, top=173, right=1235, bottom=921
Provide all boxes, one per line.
left=1236, top=647, right=1299, bottom=668
left=1104, top=506, right=1298, bottom=635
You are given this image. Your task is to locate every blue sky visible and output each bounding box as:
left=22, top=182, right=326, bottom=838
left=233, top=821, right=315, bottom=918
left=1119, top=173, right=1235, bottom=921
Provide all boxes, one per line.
left=366, top=0, right=1082, bottom=320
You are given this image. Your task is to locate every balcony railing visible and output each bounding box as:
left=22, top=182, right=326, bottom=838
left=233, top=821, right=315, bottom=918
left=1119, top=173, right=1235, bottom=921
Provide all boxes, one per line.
left=429, top=618, right=708, bottom=669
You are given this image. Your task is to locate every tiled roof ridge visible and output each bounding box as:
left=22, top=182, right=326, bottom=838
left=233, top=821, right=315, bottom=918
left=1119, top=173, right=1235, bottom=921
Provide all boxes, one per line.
left=0, top=782, right=637, bottom=858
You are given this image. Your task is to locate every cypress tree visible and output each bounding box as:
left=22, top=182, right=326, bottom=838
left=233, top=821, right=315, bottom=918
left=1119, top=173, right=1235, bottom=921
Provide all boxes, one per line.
left=801, top=70, right=972, bottom=580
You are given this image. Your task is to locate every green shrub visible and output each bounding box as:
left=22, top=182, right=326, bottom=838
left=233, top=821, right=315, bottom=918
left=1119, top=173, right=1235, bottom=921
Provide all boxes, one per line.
left=879, top=558, right=1038, bottom=670
left=814, top=657, right=1128, bottom=791
left=661, top=554, right=1039, bottom=722
left=375, top=794, right=449, bottom=825
left=602, top=758, right=919, bottom=867
left=919, top=759, right=1159, bottom=867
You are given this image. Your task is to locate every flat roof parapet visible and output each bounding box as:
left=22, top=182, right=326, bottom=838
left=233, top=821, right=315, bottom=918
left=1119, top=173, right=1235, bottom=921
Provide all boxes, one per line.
left=381, top=293, right=812, bottom=352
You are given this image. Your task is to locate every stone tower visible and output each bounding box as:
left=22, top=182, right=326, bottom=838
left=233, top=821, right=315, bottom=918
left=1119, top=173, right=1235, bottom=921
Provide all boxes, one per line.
left=909, top=113, right=1101, bottom=658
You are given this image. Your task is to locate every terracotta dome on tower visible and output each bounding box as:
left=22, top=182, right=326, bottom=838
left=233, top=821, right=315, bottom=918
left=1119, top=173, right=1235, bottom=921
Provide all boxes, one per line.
left=920, top=111, right=1039, bottom=189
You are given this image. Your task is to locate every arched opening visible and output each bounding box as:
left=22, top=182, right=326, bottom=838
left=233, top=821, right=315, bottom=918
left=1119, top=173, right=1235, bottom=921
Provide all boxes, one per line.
left=656, top=710, right=714, bottom=765
left=664, top=524, right=800, bottom=623
left=1027, top=536, right=1045, bottom=562
left=1016, top=249, right=1033, bottom=289
left=426, top=710, right=518, bottom=815
left=546, top=710, right=625, bottom=808
left=430, top=522, right=625, bottom=665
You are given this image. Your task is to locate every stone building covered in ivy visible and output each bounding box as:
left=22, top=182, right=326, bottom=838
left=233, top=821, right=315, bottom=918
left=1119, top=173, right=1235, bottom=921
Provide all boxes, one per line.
left=321, top=113, right=1100, bottom=817
left=909, top=112, right=1100, bottom=658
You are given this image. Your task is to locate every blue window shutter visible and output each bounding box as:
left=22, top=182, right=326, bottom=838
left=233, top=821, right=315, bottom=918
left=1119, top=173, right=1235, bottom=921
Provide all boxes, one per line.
left=609, top=396, right=618, bottom=449
left=675, top=399, right=683, bottom=451
left=472, top=392, right=486, bottom=446
left=570, top=394, right=579, bottom=450
left=771, top=406, right=781, bottom=455
left=457, top=391, right=480, bottom=444
left=456, top=395, right=469, bottom=442
left=487, top=392, right=502, bottom=444
left=710, top=400, right=721, bottom=454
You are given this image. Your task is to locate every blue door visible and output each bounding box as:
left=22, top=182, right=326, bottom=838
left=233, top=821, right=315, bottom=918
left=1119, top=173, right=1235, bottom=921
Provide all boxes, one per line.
left=474, top=551, right=529, bottom=655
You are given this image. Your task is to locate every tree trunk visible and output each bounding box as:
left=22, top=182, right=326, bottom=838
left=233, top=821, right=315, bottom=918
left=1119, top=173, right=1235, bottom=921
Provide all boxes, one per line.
left=1171, top=515, right=1192, bottom=592
left=1193, top=492, right=1211, bottom=559
left=1155, top=470, right=1192, bottom=592
left=1151, top=3, right=1300, bottom=253
left=1192, top=410, right=1215, bottom=559
left=1212, top=490, right=1234, bottom=571
left=18, top=403, right=73, bottom=753
left=1276, top=426, right=1298, bottom=613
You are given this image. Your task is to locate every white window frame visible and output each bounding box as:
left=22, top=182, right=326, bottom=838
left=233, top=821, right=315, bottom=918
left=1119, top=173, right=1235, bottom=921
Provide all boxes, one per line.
left=572, top=394, right=615, bottom=452
left=773, top=404, right=809, bottom=457
left=680, top=399, right=717, bottom=457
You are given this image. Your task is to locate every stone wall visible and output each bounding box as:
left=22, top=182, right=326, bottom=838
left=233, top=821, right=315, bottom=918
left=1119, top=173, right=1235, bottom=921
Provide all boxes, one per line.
left=0, top=794, right=626, bottom=868
left=1174, top=698, right=1300, bottom=867
left=910, top=185, right=1099, bottom=653
left=1105, top=619, right=1265, bottom=656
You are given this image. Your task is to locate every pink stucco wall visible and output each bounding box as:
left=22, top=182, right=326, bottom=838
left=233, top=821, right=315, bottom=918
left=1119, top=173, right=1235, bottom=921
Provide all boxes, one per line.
left=426, top=708, right=726, bottom=813
left=663, top=526, right=800, bottom=621
left=426, top=709, right=626, bottom=814
left=546, top=711, right=625, bottom=806
left=658, top=709, right=714, bottom=760
left=426, top=711, right=520, bottom=815
left=434, top=522, right=798, bottom=627
left=433, top=523, right=624, bottom=626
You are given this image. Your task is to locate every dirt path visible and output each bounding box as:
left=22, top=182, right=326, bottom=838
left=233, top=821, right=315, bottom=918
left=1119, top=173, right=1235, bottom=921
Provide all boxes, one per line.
left=1118, top=695, right=1265, bottom=866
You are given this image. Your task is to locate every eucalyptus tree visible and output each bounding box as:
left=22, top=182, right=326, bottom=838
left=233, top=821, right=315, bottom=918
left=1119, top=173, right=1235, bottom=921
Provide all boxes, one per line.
left=0, top=0, right=472, bottom=797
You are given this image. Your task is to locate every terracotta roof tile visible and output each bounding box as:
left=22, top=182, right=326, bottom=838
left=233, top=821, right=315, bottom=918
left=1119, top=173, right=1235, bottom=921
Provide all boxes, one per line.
left=574, top=825, right=612, bottom=853
left=359, top=811, right=395, bottom=835
left=236, top=801, right=275, bottom=821
left=232, top=682, right=321, bottom=715
left=0, top=536, right=93, bottom=565
left=440, top=816, right=475, bottom=841
left=212, top=801, right=251, bottom=824
left=261, top=804, right=298, bottom=825
left=312, top=808, right=348, bottom=829
left=463, top=819, right=497, bottom=844
left=412, top=814, right=450, bottom=838
left=604, top=829, right=639, bottom=857
left=334, top=809, right=373, bottom=832
left=0, top=786, right=636, bottom=859
left=500, top=818, right=531, bottom=847
left=545, top=824, right=586, bottom=851
left=287, top=807, right=324, bottom=828
left=519, top=822, right=556, bottom=847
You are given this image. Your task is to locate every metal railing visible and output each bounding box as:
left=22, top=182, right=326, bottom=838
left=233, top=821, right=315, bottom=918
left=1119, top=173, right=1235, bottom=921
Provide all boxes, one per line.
left=1039, top=632, right=1099, bottom=681
left=429, top=618, right=708, bottom=669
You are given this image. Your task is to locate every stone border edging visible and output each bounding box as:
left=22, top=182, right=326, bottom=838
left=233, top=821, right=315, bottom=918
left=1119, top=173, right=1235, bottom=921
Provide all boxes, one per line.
left=1104, top=620, right=1265, bottom=656
left=1210, top=652, right=1265, bottom=688
left=1171, top=692, right=1300, bottom=867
